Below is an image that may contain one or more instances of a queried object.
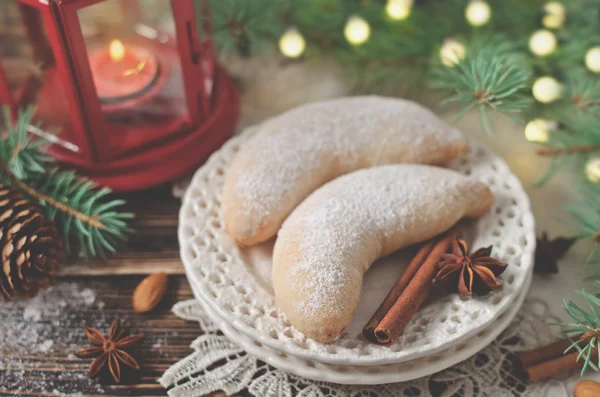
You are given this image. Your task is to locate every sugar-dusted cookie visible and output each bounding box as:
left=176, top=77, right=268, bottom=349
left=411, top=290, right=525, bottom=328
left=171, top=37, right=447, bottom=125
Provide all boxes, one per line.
left=222, top=96, right=469, bottom=246
left=272, top=165, right=494, bottom=342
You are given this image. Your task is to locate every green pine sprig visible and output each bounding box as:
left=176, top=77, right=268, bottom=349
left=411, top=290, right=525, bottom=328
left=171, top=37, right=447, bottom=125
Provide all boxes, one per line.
left=567, top=72, right=600, bottom=118
left=0, top=107, right=51, bottom=181
left=29, top=169, right=133, bottom=257
left=533, top=114, right=600, bottom=185
left=210, top=0, right=285, bottom=55
left=556, top=290, right=600, bottom=376
left=0, top=107, right=133, bottom=258
left=563, top=183, right=600, bottom=264
left=430, top=39, right=532, bottom=133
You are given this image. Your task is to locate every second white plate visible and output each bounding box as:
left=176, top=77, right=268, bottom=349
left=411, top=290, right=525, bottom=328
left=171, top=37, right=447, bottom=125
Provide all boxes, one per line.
left=191, top=270, right=532, bottom=385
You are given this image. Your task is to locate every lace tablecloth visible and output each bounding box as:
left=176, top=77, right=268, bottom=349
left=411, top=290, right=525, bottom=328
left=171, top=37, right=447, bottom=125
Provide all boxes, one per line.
left=159, top=297, right=578, bottom=397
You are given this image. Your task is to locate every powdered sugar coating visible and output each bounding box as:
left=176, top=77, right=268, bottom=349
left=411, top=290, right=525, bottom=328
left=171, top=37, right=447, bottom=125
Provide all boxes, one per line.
left=272, top=165, right=493, bottom=342
left=222, top=96, right=468, bottom=245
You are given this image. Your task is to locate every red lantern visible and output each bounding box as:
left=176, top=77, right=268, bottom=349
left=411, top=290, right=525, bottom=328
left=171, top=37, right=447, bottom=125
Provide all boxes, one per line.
left=0, top=0, right=239, bottom=191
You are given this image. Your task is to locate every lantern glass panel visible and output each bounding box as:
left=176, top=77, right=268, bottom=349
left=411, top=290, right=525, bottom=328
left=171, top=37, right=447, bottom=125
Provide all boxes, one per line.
left=77, top=0, right=190, bottom=157
left=1, top=3, right=81, bottom=154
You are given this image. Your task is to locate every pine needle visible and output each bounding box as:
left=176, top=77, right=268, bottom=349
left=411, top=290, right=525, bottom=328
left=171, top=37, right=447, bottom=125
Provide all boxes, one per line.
left=0, top=107, right=132, bottom=258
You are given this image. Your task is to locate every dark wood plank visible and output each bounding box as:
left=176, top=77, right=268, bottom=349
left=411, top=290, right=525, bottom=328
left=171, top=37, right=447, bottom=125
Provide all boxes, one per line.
left=0, top=276, right=202, bottom=396
left=60, top=185, right=185, bottom=276
left=0, top=161, right=215, bottom=396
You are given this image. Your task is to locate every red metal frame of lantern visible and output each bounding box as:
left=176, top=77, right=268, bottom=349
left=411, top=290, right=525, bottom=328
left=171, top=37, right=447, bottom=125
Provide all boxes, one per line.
left=0, top=0, right=239, bottom=192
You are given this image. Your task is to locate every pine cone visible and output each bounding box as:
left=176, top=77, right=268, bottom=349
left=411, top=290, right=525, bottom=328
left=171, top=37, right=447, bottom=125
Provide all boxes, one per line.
left=0, top=184, right=65, bottom=301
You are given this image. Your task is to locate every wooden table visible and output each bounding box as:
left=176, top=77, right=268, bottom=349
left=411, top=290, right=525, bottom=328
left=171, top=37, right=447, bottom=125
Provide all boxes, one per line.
left=0, top=185, right=236, bottom=397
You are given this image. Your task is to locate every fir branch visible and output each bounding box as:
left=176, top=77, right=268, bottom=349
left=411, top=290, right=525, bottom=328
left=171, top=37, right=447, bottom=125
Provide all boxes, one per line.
left=430, top=40, right=532, bottom=133
left=566, top=72, right=600, bottom=117
left=1, top=163, right=102, bottom=228
left=537, top=143, right=600, bottom=157
left=0, top=161, right=132, bottom=258
left=557, top=290, right=600, bottom=376
left=563, top=183, right=600, bottom=264
left=292, top=0, right=347, bottom=47
left=0, top=107, right=51, bottom=180
left=0, top=108, right=133, bottom=258
left=534, top=116, right=600, bottom=185
left=209, top=0, right=284, bottom=55
left=29, top=169, right=133, bottom=258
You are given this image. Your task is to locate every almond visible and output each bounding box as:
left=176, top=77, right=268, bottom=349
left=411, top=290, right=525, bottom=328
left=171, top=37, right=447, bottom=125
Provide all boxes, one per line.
left=132, top=272, right=168, bottom=313
left=574, top=380, right=600, bottom=397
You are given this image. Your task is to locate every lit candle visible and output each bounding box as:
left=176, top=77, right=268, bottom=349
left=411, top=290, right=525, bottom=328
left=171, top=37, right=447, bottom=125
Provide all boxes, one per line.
left=89, top=39, right=160, bottom=104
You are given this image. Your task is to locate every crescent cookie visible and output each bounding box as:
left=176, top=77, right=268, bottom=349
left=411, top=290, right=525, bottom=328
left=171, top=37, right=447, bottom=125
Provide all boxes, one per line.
left=272, top=165, right=494, bottom=342
left=222, top=96, right=469, bottom=246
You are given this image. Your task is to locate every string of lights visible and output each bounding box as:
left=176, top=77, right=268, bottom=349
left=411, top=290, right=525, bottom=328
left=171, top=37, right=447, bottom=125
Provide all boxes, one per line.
left=277, top=0, right=600, bottom=182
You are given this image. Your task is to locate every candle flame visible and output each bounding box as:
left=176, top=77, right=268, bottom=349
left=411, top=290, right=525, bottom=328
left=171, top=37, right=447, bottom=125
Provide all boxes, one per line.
left=109, top=40, right=125, bottom=62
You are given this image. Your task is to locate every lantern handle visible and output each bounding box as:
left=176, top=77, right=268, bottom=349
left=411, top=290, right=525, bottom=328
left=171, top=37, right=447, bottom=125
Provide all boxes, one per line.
left=184, top=4, right=213, bottom=116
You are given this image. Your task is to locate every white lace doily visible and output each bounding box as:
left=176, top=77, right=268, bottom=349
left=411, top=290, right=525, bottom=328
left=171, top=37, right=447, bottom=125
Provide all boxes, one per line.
left=178, top=123, right=536, bottom=365
left=159, top=297, right=572, bottom=397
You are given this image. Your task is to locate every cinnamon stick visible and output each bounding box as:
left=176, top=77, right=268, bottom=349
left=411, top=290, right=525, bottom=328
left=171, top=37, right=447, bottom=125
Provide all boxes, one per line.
left=525, top=350, right=588, bottom=382
left=517, top=337, right=581, bottom=368
left=363, top=241, right=435, bottom=343
left=373, top=231, right=456, bottom=345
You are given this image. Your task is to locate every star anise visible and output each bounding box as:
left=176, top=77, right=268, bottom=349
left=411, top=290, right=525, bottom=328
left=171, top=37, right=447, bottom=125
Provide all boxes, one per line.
left=534, top=232, right=576, bottom=274
left=74, top=317, right=144, bottom=383
left=432, top=238, right=508, bottom=297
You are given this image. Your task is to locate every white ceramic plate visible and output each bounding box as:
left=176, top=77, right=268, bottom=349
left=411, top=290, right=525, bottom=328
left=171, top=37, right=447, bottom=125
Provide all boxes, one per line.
left=179, top=123, right=536, bottom=365
left=191, top=270, right=532, bottom=385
